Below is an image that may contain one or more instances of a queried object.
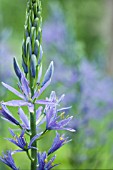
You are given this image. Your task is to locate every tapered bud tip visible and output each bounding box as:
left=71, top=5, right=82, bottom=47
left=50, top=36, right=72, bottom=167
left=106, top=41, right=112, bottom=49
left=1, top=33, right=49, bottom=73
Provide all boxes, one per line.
left=38, top=45, right=43, bottom=65
left=13, top=57, right=21, bottom=80
left=22, top=59, right=28, bottom=74
left=41, top=61, right=54, bottom=87
left=30, top=54, right=36, bottom=78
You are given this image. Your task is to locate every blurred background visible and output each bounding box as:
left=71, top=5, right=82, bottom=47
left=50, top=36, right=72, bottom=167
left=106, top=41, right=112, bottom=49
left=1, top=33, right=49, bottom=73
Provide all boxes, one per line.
left=0, top=0, right=113, bottom=169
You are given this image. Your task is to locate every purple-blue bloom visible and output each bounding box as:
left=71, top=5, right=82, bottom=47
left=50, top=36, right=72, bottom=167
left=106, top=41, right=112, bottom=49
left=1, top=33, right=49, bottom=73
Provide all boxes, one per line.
left=0, top=104, right=20, bottom=126
left=0, top=150, right=19, bottom=170
left=6, top=129, right=42, bottom=152
left=45, top=91, right=75, bottom=132
left=0, top=1, right=75, bottom=169
left=48, top=132, right=71, bottom=155
left=37, top=152, right=58, bottom=170
left=0, top=105, right=30, bottom=131
left=2, top=63, right=55, bottom=113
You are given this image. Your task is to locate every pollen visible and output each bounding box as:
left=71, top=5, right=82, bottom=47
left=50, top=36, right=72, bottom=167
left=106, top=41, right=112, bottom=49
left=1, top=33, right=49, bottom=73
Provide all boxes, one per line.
left=60, top=137, right=64, bottom=141
left=51, top=162, right=54, bottom=166
left=60, top=112, right=65, bottom=119
left=44, top=158, right=48, bottom=163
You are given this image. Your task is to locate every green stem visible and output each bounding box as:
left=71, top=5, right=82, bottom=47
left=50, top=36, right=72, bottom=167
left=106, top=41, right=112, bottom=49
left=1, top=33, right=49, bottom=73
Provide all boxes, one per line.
left=29, top=62, right=37, bottom=169
left=30, top=103, right=37, bottom=170
left=26, top=150, right=34, bottom=162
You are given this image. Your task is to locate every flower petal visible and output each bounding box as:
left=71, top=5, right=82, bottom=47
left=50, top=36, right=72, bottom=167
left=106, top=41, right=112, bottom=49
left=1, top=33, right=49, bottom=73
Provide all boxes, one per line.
left=28, top=132, right=42, bottom=148
left=36, top=106, right=43, bottom=121
left=57, top=106, right=72, bottom=112
left=18, top=108, right=30, bottom=130
left=37, top=64, right=42, bottom=84
left=3, top=100, right=29, bottom=107
left=21, top=74, right=30, bottom=98
left=58, top=94, right=65, bottom=103
left=35, top=100, right=57, bottom=105
left=32, top=79, right=51, bottom=100
left=2, top=82, right=24, bottom=99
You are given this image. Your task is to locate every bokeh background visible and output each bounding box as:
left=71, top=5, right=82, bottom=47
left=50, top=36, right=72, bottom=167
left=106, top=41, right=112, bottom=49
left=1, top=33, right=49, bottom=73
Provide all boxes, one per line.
left=0, top=0, right=113, bottom=169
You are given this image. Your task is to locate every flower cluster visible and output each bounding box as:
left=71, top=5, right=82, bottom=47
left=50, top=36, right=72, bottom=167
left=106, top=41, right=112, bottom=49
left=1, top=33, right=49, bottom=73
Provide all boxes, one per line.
left=0, top=0, right=75, bottom=170
left=42, top=3, right=113, bottom=167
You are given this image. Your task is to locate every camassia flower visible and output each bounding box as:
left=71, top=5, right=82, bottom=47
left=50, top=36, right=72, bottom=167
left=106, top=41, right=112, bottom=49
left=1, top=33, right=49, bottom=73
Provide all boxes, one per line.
left=45, top=91, right=75, bottom=132
left=6, top=129, right=42, bottom=152
left=2, top=60, right=55, bottom=113
left=0, top=104, right=30, bottom=131
left=0, top=0, right=75, bottom=169
left=0, top=104, right=20, bottom=126
left=48, top=132, right=71, bottom=155
left=0, top=151, right=19, bottom=170
left=37, top=152, right=58, bottom=170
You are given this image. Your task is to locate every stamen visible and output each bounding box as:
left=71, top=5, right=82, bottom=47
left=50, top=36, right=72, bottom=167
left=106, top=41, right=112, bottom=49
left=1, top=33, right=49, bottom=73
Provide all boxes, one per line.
left=44, top=158, right=48, bottom=163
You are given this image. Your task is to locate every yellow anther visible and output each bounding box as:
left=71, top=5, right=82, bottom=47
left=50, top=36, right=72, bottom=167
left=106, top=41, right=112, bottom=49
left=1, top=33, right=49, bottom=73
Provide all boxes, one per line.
left=60, top=112, right=65, bottom=119
left=60, top=137, right=64, bottom=141
left=51, top=162, right=54, bottom=166
left=44, top=159, right=48, bottom=163
left=38, top=89, right=40, bottom=93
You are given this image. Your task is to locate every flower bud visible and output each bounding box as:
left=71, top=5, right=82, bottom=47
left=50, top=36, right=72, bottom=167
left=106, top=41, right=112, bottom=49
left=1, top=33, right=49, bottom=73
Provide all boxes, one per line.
left=34, top=39, right=39, bottom=57
left=22, top=58, right=28, bottom=74
left=34, top=17, right=39, bottom=27
left=30, top=27, right=36, bottom=53
left=38, top=45, right=43, bottom=65
left=26, top=37, right=32, bottom=58
left=41, top=61, right=54, bottom=87
left=37, top=64, right=42, bottom=84
left=30, top=54, right=36, bottom=78
left=13, top=58, right=21, bottom=80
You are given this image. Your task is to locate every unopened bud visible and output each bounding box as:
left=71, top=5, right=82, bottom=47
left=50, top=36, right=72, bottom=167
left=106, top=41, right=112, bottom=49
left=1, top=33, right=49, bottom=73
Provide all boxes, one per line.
left=41, top=61, right=54, bottom=87
left=30, top=54, right=36, bottom=78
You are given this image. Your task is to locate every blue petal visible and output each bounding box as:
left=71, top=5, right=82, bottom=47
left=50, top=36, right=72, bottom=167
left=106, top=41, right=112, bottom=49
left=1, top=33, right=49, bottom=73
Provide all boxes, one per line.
left=21, top=74, right=31, bottom=98
left=28, top=132, right=43, bottom=148
left=28, top=132, right=42, bottom=148
left=32, top=79, right=51, bottom=100
left=2, top=82, right=24, bottom=99
left=36, top=106, right=43, bottom=121
left=37, top=64, right=42, bottom=84
left=3, top=100, right=30, bottom=107
left=18, top=107, right=30, bottom=130
left=35, top=100, right=57, bottom=105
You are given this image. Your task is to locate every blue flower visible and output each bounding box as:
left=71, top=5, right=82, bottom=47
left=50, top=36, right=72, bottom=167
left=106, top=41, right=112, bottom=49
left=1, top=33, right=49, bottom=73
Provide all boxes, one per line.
left=37, top=152, right=58, bottom=170
left=0, top=104, right=20, bottom=126
left=0, top=105, right=30, bottom=131
left=48, top=132, right=71, bottom=155
left=6, top=129, right=42, bottom=152
left=45, top=91, right=75, bottom=132
left=2, top=62, right=55, bottom=113
left=0, top=150, right=19, bottom=170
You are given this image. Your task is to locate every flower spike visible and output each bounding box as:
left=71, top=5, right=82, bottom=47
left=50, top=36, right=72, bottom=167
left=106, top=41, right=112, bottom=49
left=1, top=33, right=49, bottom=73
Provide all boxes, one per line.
left=0, top=151, right=19, bottom=170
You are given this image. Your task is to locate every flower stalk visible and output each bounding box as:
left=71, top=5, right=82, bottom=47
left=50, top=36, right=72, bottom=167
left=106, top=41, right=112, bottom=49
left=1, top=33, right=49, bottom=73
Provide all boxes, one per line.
left=0, top=0, right=75, bottom=169
left=30, top=104, right=37, bottom=170
left=24, top=0, right=43, bottom=168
